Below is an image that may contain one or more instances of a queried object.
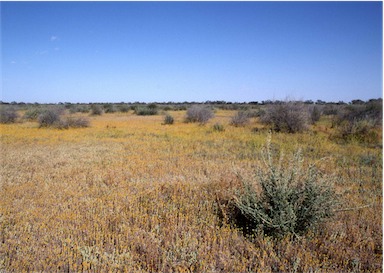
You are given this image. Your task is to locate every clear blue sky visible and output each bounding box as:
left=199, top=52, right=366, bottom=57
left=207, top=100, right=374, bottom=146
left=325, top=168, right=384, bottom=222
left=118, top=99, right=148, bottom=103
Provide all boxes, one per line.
left=1, top=1, right=382, bottom=103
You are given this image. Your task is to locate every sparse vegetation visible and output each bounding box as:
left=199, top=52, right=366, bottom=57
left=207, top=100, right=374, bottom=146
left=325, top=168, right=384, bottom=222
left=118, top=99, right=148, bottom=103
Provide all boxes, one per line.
left=0, top=100, right=382, bottom=272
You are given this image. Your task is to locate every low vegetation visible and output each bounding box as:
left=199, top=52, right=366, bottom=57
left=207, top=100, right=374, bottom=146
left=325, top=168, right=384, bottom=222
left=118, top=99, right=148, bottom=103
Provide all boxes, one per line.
left=260, top=101, right=310, bottom=133
left=185, top=105, right=214, bottom=124
left=230, top=111, right=250, bottom=127
left=229, top=136, right=337, bottom=238
left=163, top=114, right=174, bottom=125
left=0, top=99, right=382, bottom=272
left=0, top=106, right=19, bottom=124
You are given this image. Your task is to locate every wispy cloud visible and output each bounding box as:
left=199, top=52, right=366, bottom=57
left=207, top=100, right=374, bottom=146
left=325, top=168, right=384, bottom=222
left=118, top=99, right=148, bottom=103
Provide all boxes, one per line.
left=50, top=35, right=58, bottom=41
left=10, top=61, right=16, bottom=64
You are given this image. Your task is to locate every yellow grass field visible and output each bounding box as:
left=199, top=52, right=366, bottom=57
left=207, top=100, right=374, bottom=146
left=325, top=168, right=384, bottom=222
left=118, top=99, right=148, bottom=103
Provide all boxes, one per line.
left=1, top=110, right=382, bottom=272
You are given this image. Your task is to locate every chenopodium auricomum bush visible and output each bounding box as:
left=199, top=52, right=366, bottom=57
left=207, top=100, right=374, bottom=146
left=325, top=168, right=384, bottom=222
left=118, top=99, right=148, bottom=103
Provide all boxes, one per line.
left=233, top=136, right=337, bottom=239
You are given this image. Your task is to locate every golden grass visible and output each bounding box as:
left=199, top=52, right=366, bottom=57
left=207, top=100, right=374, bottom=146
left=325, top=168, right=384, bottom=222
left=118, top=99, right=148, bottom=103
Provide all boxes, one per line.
left=1, top=110, right=382, bottom=272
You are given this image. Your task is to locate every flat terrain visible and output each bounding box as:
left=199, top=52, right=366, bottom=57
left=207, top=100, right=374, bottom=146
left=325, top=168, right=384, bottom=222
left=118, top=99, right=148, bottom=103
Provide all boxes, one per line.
left=1, top=110, right=382, bottom=272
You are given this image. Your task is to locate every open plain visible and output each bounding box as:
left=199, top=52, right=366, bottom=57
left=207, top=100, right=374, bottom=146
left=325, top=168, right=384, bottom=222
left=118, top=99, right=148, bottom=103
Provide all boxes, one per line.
left=0, top=109, right=382, bottom=272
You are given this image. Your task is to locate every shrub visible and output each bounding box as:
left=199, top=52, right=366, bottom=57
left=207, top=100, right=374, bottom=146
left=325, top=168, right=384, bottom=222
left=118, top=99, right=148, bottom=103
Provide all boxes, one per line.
left=90, top=104, right=103, bottom=115
left=117, top=104, right=130, bottom=113
left=260, top=102, right=309, bottom=133
left=230, top=136, right=337, bottom=239
left=163, top=114, right=174, bottom=125
left=333, top=119, right=379, bottom=144
left=69, top=105, right=90, bottom=114
left=0, top=107, right=19, bottom=124
left=135, top=107, right=158, bottom=116
left=38, top=109, right=61, bottom=127
left=230, top=111, right=250, bottom=127
left=23, top=107, right=43, bottom=121
left=212, top=122, right=225, bottom=132
left=64, top=116, right=90, bottom=128
left=310, top=106, right=321, bottom=124
left=103, top=104, right=117, bottom=113
left=332, top=101, right=382, bottom=144
left=185, top=105, right=213, bottom=124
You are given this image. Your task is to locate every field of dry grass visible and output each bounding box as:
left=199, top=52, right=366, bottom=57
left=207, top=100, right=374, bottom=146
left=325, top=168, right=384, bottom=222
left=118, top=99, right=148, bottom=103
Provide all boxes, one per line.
left=1, top=110, right=382, bottom=272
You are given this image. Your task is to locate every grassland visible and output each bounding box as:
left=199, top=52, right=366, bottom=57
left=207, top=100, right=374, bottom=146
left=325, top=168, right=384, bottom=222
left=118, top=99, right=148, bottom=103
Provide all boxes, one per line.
left=0, top=110, right=382, bottom=272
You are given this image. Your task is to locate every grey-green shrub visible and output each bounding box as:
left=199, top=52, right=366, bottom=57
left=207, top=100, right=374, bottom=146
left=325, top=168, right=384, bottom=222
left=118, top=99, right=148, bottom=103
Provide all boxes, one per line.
left=0, top=107, right=18, bottom=124
left=38, top=109, right=61, bottom=127
left=23, top=107, right=43, bottom=121
left=64, top=117, right=90, bottom=128
left=230, top=111, right=250, bottom=127
left=90, top=104, right=103, bottom=115
left=260, top=102, right=310, bottom=133
left=185, top=105, right=213, bottom=124
left=163, top=114, right=174, bottom=125
left=135, top=107, right=158, bottom=116
left=232, top=136, right=337, bottom=238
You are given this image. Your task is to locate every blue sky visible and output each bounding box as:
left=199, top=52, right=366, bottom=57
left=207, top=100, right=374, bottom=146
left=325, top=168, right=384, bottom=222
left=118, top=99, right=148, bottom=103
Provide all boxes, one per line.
left=1, top=1, right=382, bottom=103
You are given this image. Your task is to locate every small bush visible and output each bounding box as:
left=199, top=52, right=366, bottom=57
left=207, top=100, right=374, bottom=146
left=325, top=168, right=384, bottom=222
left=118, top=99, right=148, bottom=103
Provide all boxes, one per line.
left=332, top=101, right=382, bottom=144
left=64, top=117, right=90, bottom=128
left=103, top=104, right=117, bottom=113
left=90, top=104, right=103, bottom=115
left=0, top=107, right=19, bottom=124
left=185, top=105, right=213, bottom=124
left=260, top=102, right=309, bottom=133
left=69, top=105, right=90, bottom=114
left=135, top=107, right=158, bottom=116
left=229, top=136, right=337, bottom=239
left=333, top=119, right=379, bottom=144
left=23, top=107, right=44, bottom=121
left=117, top=104, right=130, bottom=113
left=212, top=123, right=225, bottom=132
left=163, top=114, right=174, bottom=125
left=230, top=111, right=250, bottom=127
left=38, top=109, right=61, bottom=127
left=310, top=106, right=321, bottom=124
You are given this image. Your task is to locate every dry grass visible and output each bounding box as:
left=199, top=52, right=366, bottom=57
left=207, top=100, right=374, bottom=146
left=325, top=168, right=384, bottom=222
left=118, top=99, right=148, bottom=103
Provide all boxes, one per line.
left=0, top=110, right=382, bottom=272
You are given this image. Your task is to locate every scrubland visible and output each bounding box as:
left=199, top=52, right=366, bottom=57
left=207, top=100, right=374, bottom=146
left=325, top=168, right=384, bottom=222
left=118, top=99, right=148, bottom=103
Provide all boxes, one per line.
left=0, top=109, right=382, bottom=272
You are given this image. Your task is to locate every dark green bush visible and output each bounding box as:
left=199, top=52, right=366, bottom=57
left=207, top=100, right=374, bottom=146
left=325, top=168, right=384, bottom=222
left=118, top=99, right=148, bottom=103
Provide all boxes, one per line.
left=230, top=136, right=337, bottom=239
